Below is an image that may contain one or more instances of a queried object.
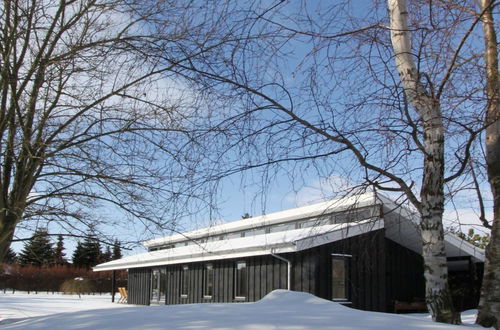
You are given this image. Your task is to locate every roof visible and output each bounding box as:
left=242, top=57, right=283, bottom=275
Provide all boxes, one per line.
left=94, top=192, right=485, bottom=272
left=142, top=192, right=380, bottom=248
left=94, top=219, right=382, bottom=271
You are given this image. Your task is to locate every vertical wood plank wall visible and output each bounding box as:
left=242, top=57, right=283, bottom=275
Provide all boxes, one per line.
left=128, top=268, right=151, bottom=305
left=159, top=255, right=288, bottom=305
left=385, top=238, right=425, bottom=309
left=287, top=230, right=387, bottom=312
left=126, top=229, right=428, bottom=312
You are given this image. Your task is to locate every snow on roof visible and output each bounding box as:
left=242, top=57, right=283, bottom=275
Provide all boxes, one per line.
left=94, top=191, right=485, bottom=272
left=94, top=219, right=382, bottom=271
left=143, top=192, right=381, bottom=248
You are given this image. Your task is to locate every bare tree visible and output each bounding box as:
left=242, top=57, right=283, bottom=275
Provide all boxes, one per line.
left=0, top=0, right=236, bottom=260
left=163, top=0, right=492, bottom=324
left=2, top=2, right=493, bottom=325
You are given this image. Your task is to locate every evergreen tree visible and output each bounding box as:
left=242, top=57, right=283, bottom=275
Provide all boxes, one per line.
left=100, top=245, right=112, bottom=263
left=53, top=234, right=67, bottom=265
left=112, top=240, right=122, bottom=260
left=84, top=235, right=101, bottom=267
left=4, top=247, right=17, bottom=264
left=18, top=229, right=54, bottom=266
left=72, top=241, right=85, bottom=267
left=451, top=228, right=490, bottom=250
left=72, top=233, right=101, bottom=269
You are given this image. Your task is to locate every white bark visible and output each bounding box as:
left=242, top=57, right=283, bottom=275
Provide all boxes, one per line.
left=477, top=0, right=500, bottom=328
left=388, top=0, right=460, bottom=324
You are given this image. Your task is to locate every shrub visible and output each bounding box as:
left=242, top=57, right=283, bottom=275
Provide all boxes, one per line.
left=60, top=278, right=96, bottom=295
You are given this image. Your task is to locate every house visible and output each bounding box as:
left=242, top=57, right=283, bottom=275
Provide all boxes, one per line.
left=93, top=192, right=485, bottom=312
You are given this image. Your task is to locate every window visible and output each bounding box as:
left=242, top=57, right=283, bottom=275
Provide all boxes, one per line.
left=159, top=268, right=167, bottom=301
left=247, top=228, right=266, bottom=236
left=298, top=216, right=333, bottom=229
left=203, top=264, right=214, bottom=298
left=331, top=257, right=349, bottom=300
left=180, top=265, right=189, bottom=298
left=151, top=268, right=168, bottom=303
left=234, top=261, right=247, bottom=300
left=297, top=218, right=316, bottom=229
left=332, top=207, right=377, bottom=224
left=227, top=232, right=242, bottom=239
left=269, top=223, right=297, bottom=233
left=151, top=269, right=160, bottom=303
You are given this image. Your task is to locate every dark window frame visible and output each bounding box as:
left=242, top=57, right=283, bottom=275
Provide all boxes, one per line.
left=203, top=263, right=214, bottom=299
left=234, top=261, right=247, bottom=300
left=180, top=265, right=189, bottom=298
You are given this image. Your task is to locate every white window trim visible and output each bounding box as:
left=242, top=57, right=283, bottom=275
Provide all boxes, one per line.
left=331, top=253, right=352, bottom=258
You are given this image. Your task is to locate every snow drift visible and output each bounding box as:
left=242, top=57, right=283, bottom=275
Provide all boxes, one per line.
left=0, top=290, right=485, bottom=329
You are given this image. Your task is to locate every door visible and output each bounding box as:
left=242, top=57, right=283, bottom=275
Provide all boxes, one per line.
left=331, top=255, right=351, bottom=303
left=150, top=268, right=167, bottom=304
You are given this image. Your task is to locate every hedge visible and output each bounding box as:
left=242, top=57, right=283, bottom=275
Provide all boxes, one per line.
left=0, top=264, right=127, bottom=293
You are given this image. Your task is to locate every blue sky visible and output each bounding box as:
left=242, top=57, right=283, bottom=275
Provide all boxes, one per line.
left=9, top=0, right=493, bottom=259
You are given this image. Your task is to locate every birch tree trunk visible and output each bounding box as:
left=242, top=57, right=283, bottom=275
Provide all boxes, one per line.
left=477, top=0, right=500, bottom=328
left=387, top=0, right=460, bottom=324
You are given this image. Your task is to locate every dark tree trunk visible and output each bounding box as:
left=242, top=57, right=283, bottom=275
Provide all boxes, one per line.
left=0, top=214, right=19, bottom=263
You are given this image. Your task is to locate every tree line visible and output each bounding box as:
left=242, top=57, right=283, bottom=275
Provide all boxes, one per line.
left=5, top=229, right=122, bottom=269
left=1, top=229, right=125, bottom=293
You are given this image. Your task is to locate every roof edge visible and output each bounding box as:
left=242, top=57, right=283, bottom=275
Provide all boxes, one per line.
left=143, top=192, right=379, bottom=248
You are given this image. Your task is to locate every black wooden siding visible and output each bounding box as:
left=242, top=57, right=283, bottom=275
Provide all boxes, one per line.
left=284, top=229, right=388, bottom=311
left=128, top=267, right=151, bottom=305
left=385, top=238, right=425, bottom=310
left=128, top=254, right=289, bottom=306
left=127, top=229, right=428, bottom=312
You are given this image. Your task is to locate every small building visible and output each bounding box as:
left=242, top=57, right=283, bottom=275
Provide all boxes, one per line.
left=94, top=192, right=485, bottom=312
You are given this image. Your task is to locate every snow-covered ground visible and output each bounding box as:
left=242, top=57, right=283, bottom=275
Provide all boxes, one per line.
left=0, top=290, right=488, bottom=329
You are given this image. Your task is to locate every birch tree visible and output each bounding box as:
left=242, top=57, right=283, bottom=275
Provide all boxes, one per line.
left=477, top=0, right=500, bottom=327
left=387, top=0, right=458, bottom=322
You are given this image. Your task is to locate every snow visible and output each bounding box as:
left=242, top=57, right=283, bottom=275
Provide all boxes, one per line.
left=143, top=192, right=379, bottom=248
left=94, top=219, right=380, bottom=271
left=0, top=290, right=489, bottom=329
left=0, top=292, right=132, bottom=325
